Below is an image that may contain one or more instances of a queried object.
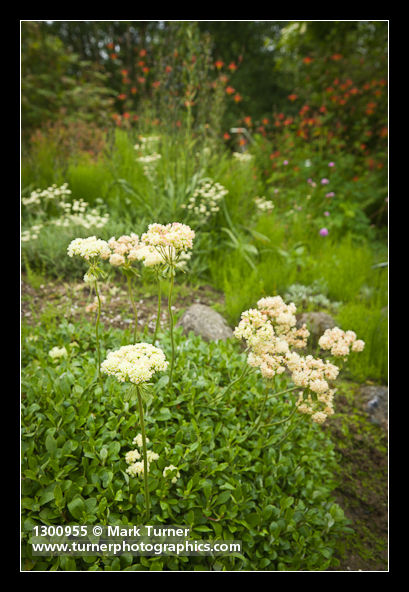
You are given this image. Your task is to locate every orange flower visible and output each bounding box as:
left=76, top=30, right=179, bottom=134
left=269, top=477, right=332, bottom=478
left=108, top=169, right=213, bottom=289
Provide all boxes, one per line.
left=283, top=118, right=293, bottom=126
left=331, top=54, right=343, bottom=61
left=239, top=138, right=247, bottom=146
left=325, top=86, right=334, bottom=93
left=215, top=60, right=224, bottom=69
left=131, top=87, right=137, bottom=94
left=226, top=86, right=235, bottom=95
left=107, top=42, right=114, bottom=50
left=152, top=81, right=161, bottom=89
left=133, top=114, right=139, bottom=121
left=165, top=65, right=172, bottom=73
left=262, top=118, right=269, bottom=125
left=138, top=77, right=146, bottom=84
left=138, top=60, right=145, bottom=67
left=140, top=49, right=147, bottom=57
left=110, top=53, right=118, bottom=60
left=303, top=56, right=313, bottom=64
left=228, top=62, right=237, bottom=71
left=319, top=105, right=327, bottom=113
left=123, top=112, right=130, bottom=119
left=142, top=67, right=150, bottom=74
left=244, top=116, right=252, bottom=126
left=121, top=69, right=128, bottom=76
left=379, top=127, right=388, bottom=138
left=223, top=132, right=231, bottom=140
left=288, top=94, right=298, bottom=101
left=234, top=94, right=242, bottom=102
left=118, top=94, right=127, bottom=100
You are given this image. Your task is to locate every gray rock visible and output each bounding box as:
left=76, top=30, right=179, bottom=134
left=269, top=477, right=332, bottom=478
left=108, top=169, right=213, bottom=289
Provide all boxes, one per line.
left=176, top=304, right=233, bottom=342
left=360, top=385, right=388, bottom=429
left=296, top=312, right=336, bottom=344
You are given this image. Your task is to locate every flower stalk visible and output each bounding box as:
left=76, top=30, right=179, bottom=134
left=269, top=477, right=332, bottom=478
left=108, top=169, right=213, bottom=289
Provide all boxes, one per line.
left=136, top=385, right=150, bottom=522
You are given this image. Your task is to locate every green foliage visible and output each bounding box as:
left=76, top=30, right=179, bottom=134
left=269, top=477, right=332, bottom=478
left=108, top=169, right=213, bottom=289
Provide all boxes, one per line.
left=21, top=320, right=351, bottom=571
left=21, top=21, right=115, bottom=141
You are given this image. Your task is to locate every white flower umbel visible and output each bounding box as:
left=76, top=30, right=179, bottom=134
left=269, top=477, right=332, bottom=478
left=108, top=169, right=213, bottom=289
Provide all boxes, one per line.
left=67, top=236, right=110, bottom=381
left=141, top=222, right=195, bottom=386
left=102, top=343, right=168, bottom=521
left=101, top=344, right=168, bottom=385
left=163, top=465, right=180, bottom=484
left=49, top=346, right=68, bottom=360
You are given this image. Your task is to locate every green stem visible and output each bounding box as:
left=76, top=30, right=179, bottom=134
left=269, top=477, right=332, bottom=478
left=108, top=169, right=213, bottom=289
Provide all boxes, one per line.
left=152, top=274, right=162, bottom=344
left=168, top=271, right=175, bottom=388
left=126, top=274, right=138, bottom=345
left=94, top=280, right=102, bottom=382
left=212, top=356, right=251, bottom=404
left=136, top=385, right=150, bottom=522
left=261, top=404, right=298, bottom=429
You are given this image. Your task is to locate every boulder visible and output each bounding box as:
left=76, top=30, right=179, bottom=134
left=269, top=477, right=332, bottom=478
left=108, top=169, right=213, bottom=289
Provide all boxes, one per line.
left=176, top=304, right=233, bottom=342
left=360, top=385, right=388, bottom=429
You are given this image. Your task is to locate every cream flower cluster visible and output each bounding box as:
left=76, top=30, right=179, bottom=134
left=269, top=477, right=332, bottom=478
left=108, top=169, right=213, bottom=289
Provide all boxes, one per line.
left=52, top=200, right=109, bottom=230
left=163, top=465, right=180, bottom=484
left=234, top=299, right=308, bottom=379
left=21, top=224, right=44, bottom=242
left=67, top=236, right=111, bottom=262
left=130, top=244, right=165, bottom=267
left=125, top=433, right=160, bottom=478
left=137, top=153, right=162, bottom=179
left=234, top=296, right=344, bottom=423
left=132, top=433, right=149, bottom=448
left=134, top=135, right=161, bottom=152
left=254, top=196, right=274, bottom=213
left=181, top=179, right=228, bottom=223
left=318, top=327, right=365, bottom=358
left=49, top=346, right=68, bottom=359
left=22, top=183, right=72, bottom=208
left=285, top=351, right=339, bottom=421
left=100, top=343, right=168, bottom=384
left=107, top=234, right=142, bottom=267
left=233, top=152, right=253, bottom=162
left=257, top=296, right=310, bottom=349
left=142, top=223, right=195, bottom=253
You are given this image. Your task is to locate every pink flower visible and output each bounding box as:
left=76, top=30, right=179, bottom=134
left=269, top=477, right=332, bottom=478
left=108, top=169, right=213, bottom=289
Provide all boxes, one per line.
left=319, top=228, right=329, bottom=236
left=328, top=162, right=335, bottom=167
left=324, top=211, right=330, bottom=216
left=321, top=178, right=330, bottom=185
left=283, top=160, right=289, bottom=165
left=326, top=192, right=335, bottom=198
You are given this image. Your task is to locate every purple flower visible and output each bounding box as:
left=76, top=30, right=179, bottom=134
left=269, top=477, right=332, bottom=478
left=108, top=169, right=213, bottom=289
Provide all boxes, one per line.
left=307, top=178, right=313, bottom=184
left=319, top=228, right=329, bottom=236
left=324, top=211, right=330, bottom=216
left=325, top=192, right=335, bottom=198
left=321, top=178, right=330, bottom=185
left=328, top=162, right=335, bottom=167
left=283, top=160, right=289, bottom=165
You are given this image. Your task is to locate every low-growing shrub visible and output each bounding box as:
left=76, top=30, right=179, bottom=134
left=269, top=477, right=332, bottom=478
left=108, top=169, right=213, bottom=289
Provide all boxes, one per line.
left=21, top=320, right=352, bottom=571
